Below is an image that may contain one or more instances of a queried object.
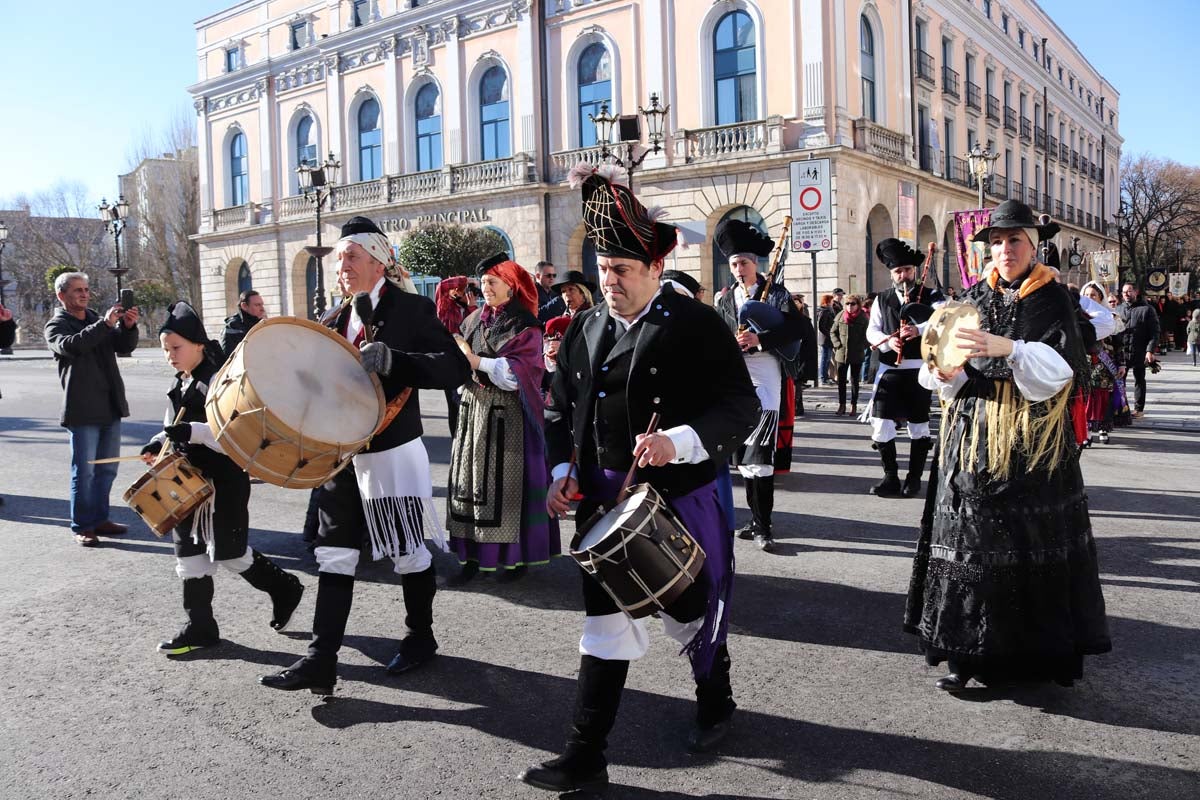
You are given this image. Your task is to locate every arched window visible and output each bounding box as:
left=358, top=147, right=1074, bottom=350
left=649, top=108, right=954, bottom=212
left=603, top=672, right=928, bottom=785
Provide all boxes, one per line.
left=479, top=66, right=510, bottom=161
left=712, top=206, right=767, bottom=294
left=357, top=97, right=382, bottom=180
left=304, top=256, right=318, bottom=320
left=230, top=132, right=249, bottom=206
left=577, top=43, right=612, bottom=147
left=860, top=15, right=877, bottom=122
left=713, top=10, right=756, bottom=126
left=485, top=226, right=514, bottom=259
left=296, top=116, right=316, bottom=168
left=237, top=262, right=253, bottom=294
left=415, top=83, right=443, bottom=171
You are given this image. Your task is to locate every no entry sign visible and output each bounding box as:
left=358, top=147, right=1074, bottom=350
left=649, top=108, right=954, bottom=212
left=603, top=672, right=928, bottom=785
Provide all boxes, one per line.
left=789, top=159, right=832, bottom=252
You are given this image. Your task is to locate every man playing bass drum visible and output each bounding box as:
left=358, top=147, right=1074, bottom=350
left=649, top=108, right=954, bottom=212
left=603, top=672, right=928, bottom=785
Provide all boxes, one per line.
left=865, top=239, right=945, bottom=498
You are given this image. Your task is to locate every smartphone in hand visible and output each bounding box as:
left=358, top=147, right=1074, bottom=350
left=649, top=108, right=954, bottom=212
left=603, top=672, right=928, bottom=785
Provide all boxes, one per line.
left=120, top=288, right=135, bottom=312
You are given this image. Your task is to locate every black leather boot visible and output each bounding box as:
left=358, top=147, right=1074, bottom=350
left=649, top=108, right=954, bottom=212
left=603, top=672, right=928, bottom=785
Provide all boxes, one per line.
left=387, top=566, right=439, bottom=674
left=870, top=440, right=903, bottom=497
left=159, top=576, right=220, bottom=655
left=736, top=477, right=758, bottom=540
left=239, top=549, right=304, bottom=631
left=520, top=655, right=628, bottom=793
left=260, top=572, right=352, bottom=695
left=902, top=437, right=934, bottom=498
left=752, top=477, right=775, bottom=552
left=689, top=645, right=736, bottom=754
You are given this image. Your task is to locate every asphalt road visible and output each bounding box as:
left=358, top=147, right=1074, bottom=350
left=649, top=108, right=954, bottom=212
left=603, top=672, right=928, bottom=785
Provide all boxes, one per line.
left=1, top=351, right=1197, bottom=800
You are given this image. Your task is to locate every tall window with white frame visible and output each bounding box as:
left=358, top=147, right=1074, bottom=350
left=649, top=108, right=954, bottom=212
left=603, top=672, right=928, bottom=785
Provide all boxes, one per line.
left=479, top=66, right=510, bottom=161
left=296, top=116, right=317, bottom=171
left=415, top=83, right=443, bottom=171
left=860, top=16, right=877, bottom=122
left=225, top=46, right=240, bottom=73
left=352, top=0, right=370, bottom=27
left=713, top=10, right=756, bottom=125
left=357, top=98, right=382, bottom=181
left=230, top=132, right=248, bottom=206
left=577, top=43, right=612, bottom=147
left=290, top=21, right=307, bottom=51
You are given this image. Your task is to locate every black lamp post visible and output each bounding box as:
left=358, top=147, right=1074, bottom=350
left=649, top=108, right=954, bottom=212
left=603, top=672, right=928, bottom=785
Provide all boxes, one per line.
left=1114, top=203, right=1129, bottom=284
left=589, top=92, right=670, bottom=191
left=966, top=143, right=999, bottom=209
left=97, top=195, right=130, bottom=296
left=297, top=151, right=341, bottom=318
left=0, top=220, right=10, bottom=355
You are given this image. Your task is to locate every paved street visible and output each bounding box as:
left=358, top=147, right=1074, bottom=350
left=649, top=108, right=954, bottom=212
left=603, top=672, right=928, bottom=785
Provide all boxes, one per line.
left=1, top=350, right=1197, bottom=799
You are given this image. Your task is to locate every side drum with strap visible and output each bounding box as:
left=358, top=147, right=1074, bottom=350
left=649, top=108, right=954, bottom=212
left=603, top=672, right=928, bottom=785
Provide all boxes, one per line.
left=123, top=453, right=214, bottom=537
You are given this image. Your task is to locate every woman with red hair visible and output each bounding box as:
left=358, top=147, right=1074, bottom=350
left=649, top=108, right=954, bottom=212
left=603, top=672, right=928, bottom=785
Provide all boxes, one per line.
left=446, top=254, right=559, bottom=583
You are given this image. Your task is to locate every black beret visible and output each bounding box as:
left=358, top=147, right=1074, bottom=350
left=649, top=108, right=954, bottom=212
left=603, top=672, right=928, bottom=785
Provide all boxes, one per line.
left=339, top=216, right=385, bottom=238
left=159, top=301, right=208, bottom=344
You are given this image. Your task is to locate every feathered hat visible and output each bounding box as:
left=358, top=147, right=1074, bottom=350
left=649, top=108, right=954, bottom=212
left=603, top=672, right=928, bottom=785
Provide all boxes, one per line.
left=569, top=163, right=677, bottom=263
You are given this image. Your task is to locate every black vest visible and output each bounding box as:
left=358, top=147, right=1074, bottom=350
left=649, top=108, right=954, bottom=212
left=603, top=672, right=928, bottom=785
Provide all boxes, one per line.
left=877, top=285, right=942, bottom=365
left=167, top=357, right=242, bottom=484
left=592, top=325, right=641, bottom=471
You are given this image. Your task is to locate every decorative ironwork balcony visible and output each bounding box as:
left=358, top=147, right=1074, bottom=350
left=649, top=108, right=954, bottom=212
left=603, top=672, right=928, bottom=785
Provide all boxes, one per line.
left=986, top=95, right=1000, bottom=122
left=213, top=204, right=255, bottom=231
left=1004, top=107, right=1017, bottom=132
left=1020, top=117, right=1032, bottom=141
left=966, top=83, right=982, bottom=111
left=548, top=144, right=607, bottom=184
left=1034, top=128, right=1046, bottom=150
left=674, top=116, right=785, bottom=163
left=917, top=50, right=936, bottom=84
left=942, top=66, right=960, bottom=99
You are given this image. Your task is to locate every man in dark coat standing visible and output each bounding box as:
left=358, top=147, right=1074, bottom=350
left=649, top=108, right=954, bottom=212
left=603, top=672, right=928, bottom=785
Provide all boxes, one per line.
left=535, top=261, right=566, bottom=322
left=44, top=271, right=139, bottom=546
left=219, top=289, right=266, bottom=359
left=1116, top=282, right=1160, bottom=418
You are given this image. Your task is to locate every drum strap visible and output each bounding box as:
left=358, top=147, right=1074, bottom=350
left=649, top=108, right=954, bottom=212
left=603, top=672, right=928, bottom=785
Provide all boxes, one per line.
left=371, top=388, right=413, bottom=439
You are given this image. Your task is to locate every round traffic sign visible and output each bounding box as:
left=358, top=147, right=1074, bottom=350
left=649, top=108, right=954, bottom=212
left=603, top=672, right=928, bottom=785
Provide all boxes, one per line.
left=798, top=187, right=822, bottom=211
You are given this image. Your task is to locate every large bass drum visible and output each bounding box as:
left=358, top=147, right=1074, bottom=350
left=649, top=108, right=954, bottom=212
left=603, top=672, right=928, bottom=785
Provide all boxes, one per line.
left=571, top=485, right=706, bottom=619
left=205, top=317, right=385, bottom=489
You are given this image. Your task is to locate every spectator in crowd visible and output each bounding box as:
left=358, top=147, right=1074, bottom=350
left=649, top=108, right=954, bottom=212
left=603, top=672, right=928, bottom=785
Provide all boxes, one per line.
left=43, top=271, right=140, bottom=546
left=551, top=270, right=596, bottom=318
left=535, top=261, right=566, bottom=323
left=1080, top=282, right=1124, bottom=445
left=1187, top=309, right=1200, bottom=367
left=815, top=293, right=836, bottom=385
left=832, top=287, right=845, bottom=313
left=829, top=294, right=868, bottom=416
left=1116, top=282, right=1160, bottom=418
left=220, top=289, right=266, bottom=360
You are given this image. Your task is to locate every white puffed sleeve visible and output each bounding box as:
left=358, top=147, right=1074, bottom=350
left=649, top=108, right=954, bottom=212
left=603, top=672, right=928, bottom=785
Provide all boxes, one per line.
left=1007, top=340, right=1074, bottom=401
left=918, top=363, right=968, bottom=402
left=188, top=422, right=224, bottom=454
left=476, top=356, right=519, bottom=391
left=1079, top=294, right=1116, bottom=340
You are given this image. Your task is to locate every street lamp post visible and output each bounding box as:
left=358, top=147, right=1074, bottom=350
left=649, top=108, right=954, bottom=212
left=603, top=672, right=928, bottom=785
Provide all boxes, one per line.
left=589, top=92, right=671, bottom=190
left=97, top=195, right=130, bottom=297
left=296, top=151, right=341, bottom=318
left=0, top=220, right=10, bottom=355
left=966, top=143, right=999, bottom=210
left=1114, top=203, right=1129, bottom=283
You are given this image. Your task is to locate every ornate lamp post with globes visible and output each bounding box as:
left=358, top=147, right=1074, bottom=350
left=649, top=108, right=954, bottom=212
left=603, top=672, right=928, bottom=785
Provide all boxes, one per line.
left=589, top=92, right=670, bottom=191
left=297, top=151, right=341, bottom=318
left=97, top=195, right=130, bottom=296
left=966, top=143, right=999, bottom=210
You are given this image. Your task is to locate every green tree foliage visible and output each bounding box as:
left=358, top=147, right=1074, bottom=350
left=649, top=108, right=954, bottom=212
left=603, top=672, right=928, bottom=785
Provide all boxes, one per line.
left=45, top=265, right=77, bottom=295
left=394, top=224, right=509, bottom=281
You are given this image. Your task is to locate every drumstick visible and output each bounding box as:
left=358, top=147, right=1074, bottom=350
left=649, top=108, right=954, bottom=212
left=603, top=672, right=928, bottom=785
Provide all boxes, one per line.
left=153, top=405, right=190, bottom=468
left=618, top=412, right=661, bottom=501
left=89, top=455, right=147, bottom=464
left=353, top=292, right=374, bottom=344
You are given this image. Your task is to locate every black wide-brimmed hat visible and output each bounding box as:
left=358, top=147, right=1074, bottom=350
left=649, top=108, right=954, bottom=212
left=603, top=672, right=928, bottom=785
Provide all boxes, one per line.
left=571, top=164, right=678, bottom=263
left=972, top=200, right=1058, bottom=243
left=661, top=269, right=701, bottom=296
left=159, top=301, right=208, bottom=344
left=551, top=269, right=597, bottom=294
left=339, top=215, right=385, bottom=238
left=715, top=218, right=774, bottom=259
left=875, top=238, right=925, bottom=269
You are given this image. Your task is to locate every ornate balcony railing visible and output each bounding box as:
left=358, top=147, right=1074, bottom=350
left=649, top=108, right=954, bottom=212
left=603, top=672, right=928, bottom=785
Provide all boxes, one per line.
left=1034, top=128, right=1046, bottom=150
left=1048, top=135, right=1059, bottom=158
left=916, top=50, right=936, bottom=84
left=1061, top=143, right=1071, bottom=162
left=1066, top=205, right=1075, bottom=223
left=1013, top=181, right=1024, bottom=203
left=1020, top=117, right=1032, bottom=141
left=950, top=156, right=971, bottom=187
left=277, top=195, right=310, bottom=221
left=213, top=204, right=255, bottom=231
left=452, top=153, right=535, bottom=192
left=853, top=118, right=909, bottom=164
left=1055, top=200, right=1064, bottom=217
left=1004, top=107, right=1017, bottom=132
left=388, top=169, right=448, bottom=201
left=942, top=66, right=960, bottom=99
left=986, top=94, right=1000, bottom=122
left=966, top=82, right=982, bottom=111
left=1071, top=151, right=1079, bottom=171
left=549, top=144, right=607, bottom=183
left=920, top=146, right=945, bottom=177
left=675, top=116, right=784, bottom=163
left=991, top=173, right=1008, bottom=200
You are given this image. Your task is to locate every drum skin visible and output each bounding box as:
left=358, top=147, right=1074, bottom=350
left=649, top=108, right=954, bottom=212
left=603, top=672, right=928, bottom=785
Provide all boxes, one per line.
left=123, top=453, right=214, bottom=537
left=571, top=485, right=707, bottom=618
left=205, top=317, right=386, bottom=489
left=921, top=302, right=982, bottom=371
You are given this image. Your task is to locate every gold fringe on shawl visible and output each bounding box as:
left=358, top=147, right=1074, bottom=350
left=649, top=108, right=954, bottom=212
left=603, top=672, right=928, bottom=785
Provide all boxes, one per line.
left=943, top=379, right=1074, bottom=480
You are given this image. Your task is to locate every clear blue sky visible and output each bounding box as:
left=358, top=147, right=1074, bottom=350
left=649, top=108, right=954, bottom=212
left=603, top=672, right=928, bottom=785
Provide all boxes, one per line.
left=0, top=1, right=1194, bottom=213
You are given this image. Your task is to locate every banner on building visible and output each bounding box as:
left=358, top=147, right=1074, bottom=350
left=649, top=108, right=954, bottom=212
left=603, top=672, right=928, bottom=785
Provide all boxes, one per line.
left=1169, top=272, right=1190, bottom=296
left=897, top=181, right=917, bottom=246
left=952, top=209, right=992, bottom=288
left=1089, top=249, right=1119, bottom=289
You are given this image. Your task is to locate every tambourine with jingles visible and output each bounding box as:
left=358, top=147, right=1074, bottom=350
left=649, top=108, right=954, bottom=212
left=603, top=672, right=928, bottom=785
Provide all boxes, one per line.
left=920, top=302, right=982, bottom=370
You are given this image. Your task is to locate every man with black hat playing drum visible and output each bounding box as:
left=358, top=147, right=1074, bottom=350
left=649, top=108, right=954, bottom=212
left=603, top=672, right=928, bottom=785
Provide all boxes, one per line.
left=143, top=302, right=303, bottom=656
left=714, top=219, right=805, bottom=551
left=260, top=216, right=470, bottom=695
left=865, top=239, right=945, bottom=497
left=520, top=165, right=758, bottom=794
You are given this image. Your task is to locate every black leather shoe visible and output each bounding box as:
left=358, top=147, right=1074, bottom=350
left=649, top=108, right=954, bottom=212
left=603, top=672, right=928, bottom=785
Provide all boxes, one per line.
left=519, top=757, right=608, bottom=793
left=935, top=672, right=971, bottom=692
left=260, top=661, right=335, bottom=695
left=271, top=579, right=304, bottom=632
left=901, top=475, right=922, bottom=498
left=386, top=636, right=438, bottom=674
left=753, top=533, right=774, bottom=552
left=158, top=624, right=219, bottom=656
left=687, top=717, right=732, bottom=754
left=870, top=474, right=904, bottom=497
left=735, top=524, right=757, bottom=541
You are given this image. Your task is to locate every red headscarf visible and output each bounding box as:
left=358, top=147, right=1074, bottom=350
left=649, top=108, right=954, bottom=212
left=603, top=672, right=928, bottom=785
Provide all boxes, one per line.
left=485, top=260, right=539, bottom=317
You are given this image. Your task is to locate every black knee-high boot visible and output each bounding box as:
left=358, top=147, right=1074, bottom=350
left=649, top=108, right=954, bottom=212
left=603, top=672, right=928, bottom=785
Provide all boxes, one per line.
left=753, top=476, right=775, bottom=536
left=387, top=565, right=439, bottom=674
left=520, top=655, right=629, bottom=793
left=159, top=576, right=220, bottom=655
left=239, top=549, right=304, bottom=630
left=902, top=437, right=934, bottom=498
left=737, top=477, right=759, bottom=539
left=260, top=572, right=352, bottom=694
left=870, top=440, right=903, bottom=496
left=689, top=644, right=736, bottom=753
